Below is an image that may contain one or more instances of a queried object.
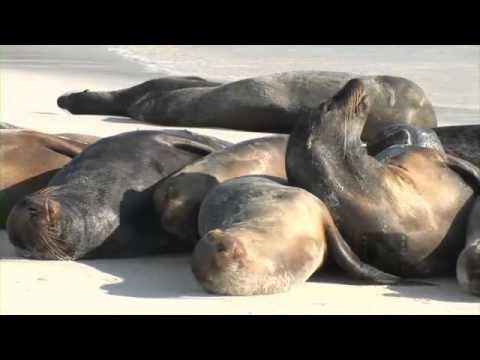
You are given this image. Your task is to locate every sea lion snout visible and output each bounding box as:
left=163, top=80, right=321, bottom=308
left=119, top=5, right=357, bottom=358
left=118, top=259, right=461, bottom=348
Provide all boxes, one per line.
left=333, top=78, right=366, bottom=102
left=195, top=230, right=247, bottom=267
left=192, top=229, right=261, bottom=296
left=192, top=230, right=248, bottom=279
left=325, top=78, right=371, bottom=121
left=7, top=195, right=65, bottom=260
left=57, top=94, right=71, bottom=109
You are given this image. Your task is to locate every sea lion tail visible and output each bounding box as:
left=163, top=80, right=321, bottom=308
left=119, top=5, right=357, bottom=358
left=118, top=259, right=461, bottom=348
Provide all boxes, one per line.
left=324, top=218, right=435, bottom=286
left=324, top=219, right=401, bottom=285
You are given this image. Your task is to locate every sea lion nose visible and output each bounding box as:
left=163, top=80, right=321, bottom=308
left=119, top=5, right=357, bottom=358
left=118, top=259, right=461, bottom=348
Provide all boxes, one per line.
left=57, top=95, right=69, bottom=109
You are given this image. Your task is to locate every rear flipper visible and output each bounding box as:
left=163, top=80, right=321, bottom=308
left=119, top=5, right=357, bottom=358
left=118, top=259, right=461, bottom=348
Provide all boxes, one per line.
left=38, top=133, right=88, bottom=158
left=325, top=219, right=434, bottom=286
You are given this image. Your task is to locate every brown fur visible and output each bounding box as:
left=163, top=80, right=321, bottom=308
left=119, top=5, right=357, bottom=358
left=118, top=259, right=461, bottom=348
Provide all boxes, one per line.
left=192, top=175, right=399, bottom=295
left=192, top=177, right=328, bottom=296
left=287, top=79, right=478, bottom=282
left=0, top=130, right=98, bottom=227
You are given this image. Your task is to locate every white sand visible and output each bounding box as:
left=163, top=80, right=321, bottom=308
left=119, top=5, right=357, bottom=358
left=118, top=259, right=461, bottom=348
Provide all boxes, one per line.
left=1, top=51, right=479, bottom=314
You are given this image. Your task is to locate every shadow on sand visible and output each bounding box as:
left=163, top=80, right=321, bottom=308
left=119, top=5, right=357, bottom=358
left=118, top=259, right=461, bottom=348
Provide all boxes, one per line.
left=101, top=116, right=145, bottom=125
left=77, top=254, right=479, bottom=303
left=100, top=116, right=271, bottom=135
left=2, top=226, right=478, bottom=303
left=384, top=280, right=479, bottom=303
left=79, top=254, right=215, bottom=299
left=310, top=270, right=479, bottom=304
left=33, top=112, right=59, bottom=115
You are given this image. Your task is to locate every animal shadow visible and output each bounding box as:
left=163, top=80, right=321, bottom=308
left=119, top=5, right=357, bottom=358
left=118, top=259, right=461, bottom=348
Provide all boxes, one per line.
left=79, top=185, right=213, bottom=299
left=384, top=279, right=480, bottom=303
left=101, top=116, right=145, bottom=125
left=310, top=268, right=479, bottom=303
left=80, top=254, right=211, bottom=299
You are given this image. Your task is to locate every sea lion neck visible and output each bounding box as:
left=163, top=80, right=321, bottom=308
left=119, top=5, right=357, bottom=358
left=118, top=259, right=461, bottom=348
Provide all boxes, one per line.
left=287, top=98, right=383, bottom=208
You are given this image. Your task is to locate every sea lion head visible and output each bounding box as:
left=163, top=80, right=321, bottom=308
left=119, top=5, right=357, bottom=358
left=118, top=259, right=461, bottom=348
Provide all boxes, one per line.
left=360, top=76, right=437, bottom=141
left=307, top=79, right=371, bottom=144
left=154, top=173, right=219, bottom=243
left=332, top=78, right=371, bottom=123
left=57, top=90, right=86, bottom=110
left=57, top=90, right=114, bottom=114
left=376, top=76, right=437, bottom=127
left=6, top=188, right=85, bottom=260
left=457, top=243, right=480, bottom=296
left=192, top=228, right=282, bottom=296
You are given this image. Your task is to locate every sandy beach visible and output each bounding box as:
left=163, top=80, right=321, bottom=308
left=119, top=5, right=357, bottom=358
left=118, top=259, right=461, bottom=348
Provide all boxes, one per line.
left=1, top=45, right=479, bottom=314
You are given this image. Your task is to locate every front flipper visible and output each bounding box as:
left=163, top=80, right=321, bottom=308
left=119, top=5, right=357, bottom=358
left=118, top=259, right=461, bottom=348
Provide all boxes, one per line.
left=368, top=124, right=444, bottom=163
left=368, top=126, right=413, bottom=157
left=445, top=154, right=480, bottom=190
left=172, top=142, right=221, bottom=157
left=38, top=133, right=88, bottom=158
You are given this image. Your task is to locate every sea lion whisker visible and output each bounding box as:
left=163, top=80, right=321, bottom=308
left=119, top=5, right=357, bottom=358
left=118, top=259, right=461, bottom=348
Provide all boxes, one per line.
left=36, top=216, right=71, bottom=260
left=38, top=231, right=63, bottom=260
left=43, top=231, right=65, bottom=259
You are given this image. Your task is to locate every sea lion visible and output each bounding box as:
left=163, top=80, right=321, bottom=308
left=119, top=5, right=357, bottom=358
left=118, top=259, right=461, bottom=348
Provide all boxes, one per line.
left=6, top=130, right=231, bottom=260
left=57, top=76, right=222, bottom=116
left=0, top=129, right=98, bottom=228
left=286, top=78, right=480, bottom=288
left=367, top=124, right=480, bottom=296
left=57, top=71, right=437, bottom=142
left=192, top=176, right=399, bottom=296
left=153, top=135, right=288, bottom=244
